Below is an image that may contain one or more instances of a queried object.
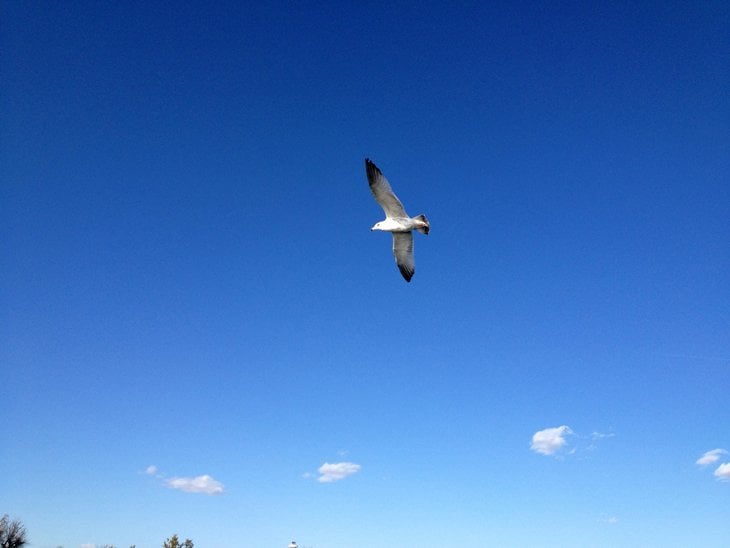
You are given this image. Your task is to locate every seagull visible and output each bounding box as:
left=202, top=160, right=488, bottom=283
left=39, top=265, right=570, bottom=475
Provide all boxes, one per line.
left=365, top=158, right=429, bottom=282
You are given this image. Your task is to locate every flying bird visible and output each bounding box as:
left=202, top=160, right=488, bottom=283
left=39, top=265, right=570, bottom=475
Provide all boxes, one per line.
left=366, top=158, right=429, bottom=282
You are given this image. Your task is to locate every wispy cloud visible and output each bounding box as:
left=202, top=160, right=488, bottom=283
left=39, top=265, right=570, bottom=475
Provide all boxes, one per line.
left=530, top=425, right=615, bottom=457
left=695, top=449, right=730, bottom=483
left=317, top=462, right=361, bottom=483
left=714, top=463, right=730, bottom=481
left=531, top=425, right=573, bottom=456
left=696, top=448, right=728, bottom=466
left=165, top=474, right=225, bottom=495
left=144, top=464, right=224, bottom=494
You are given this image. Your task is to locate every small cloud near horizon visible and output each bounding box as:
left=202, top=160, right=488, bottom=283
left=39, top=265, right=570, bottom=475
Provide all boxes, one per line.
left=144, top=465, right=223, bottom=494
left=531, top=425, right=573, bottom=456
left=317, top=462, right=361, bottom=483
left=695, top=449, right=730, bottom=483
left=714, top=463, right=730, bottom=481
left=696, top=448, right=728, bottom=466
left=165, top=474, right=225, bottom=495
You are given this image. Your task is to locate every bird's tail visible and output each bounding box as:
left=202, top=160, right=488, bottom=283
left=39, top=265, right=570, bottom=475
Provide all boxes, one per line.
left=414, top=214, right=430, bottom=235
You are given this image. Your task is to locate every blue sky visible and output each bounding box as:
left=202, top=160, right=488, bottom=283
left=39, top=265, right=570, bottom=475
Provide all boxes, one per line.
left=1, top=1, right=728, bottom=547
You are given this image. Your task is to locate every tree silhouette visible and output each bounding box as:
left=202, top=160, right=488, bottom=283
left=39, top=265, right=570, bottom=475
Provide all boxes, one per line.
left=163, top=534, right=193, bottom=548
left=0, top=515, right=27, bottom=548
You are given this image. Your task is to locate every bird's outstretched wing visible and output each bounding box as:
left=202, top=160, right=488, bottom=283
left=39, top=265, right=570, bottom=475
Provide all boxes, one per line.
left=392, top=232, right=414, bottom=282
left=366, top=158, right=408, bottom=218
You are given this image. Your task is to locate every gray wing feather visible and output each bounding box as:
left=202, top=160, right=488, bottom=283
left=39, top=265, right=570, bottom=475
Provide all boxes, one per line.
left=392, top=232, right=415, bottom=282
left=366, top=159, right=408, bottom=218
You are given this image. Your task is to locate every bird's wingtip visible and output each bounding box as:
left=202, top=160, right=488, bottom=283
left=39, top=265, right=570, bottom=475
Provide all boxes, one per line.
left=398, top=265, right=414, bottom=282
left=365, top=158, right=382, bottom=181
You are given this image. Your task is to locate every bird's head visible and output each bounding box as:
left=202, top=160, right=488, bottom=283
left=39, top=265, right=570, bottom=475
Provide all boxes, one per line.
left=371, top=222, right=383, bottom=231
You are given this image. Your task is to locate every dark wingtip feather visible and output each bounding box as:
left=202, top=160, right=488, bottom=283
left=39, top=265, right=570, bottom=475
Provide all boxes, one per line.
left=398, top=264, right=414, bottom=282
left=365, top=158, right=382, bottom=184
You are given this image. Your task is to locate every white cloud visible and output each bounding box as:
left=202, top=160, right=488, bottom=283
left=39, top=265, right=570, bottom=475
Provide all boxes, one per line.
left=696, top=448, right=728, bottom=466
left=714, top=463, right=730, bottom=481
left=165, top=474, right=224, bottom=495
left=80, top=544, right=96, bottom=548
left=531, top=425, right=573, bottom=456
left=317, top=462, right=361, bottom=483
left=145, top=465, right=158, bottom=475
left=591, top=431, right=615, bottom=440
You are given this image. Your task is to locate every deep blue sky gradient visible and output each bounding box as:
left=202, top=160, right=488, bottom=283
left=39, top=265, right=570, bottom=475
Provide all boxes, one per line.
left=2, top=2, right=729, bottom=547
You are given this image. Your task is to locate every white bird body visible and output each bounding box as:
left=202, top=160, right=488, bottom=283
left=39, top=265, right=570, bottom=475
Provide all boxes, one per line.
left=365, top=158, right=429, bottom=282
left=371, top=217, right=420, bottom=232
